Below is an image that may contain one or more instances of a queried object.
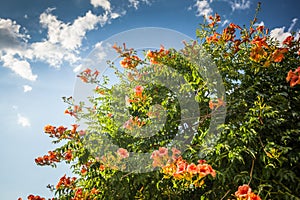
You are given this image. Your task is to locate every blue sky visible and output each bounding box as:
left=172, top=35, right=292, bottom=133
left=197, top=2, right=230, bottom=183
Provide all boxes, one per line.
left=0, top=0, right=299, bottom=199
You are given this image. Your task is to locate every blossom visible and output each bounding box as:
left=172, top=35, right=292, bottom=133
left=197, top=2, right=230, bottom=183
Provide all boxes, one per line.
left=27, top=195, right=46, bottom=200
left=250, top=45, right=268, bottom=62
left=171, top=147, right=181, bottom=160
left=120, top=55, right=140, bottom=69
left=256, top=25, right=264, bottom=32
left=146, top=46, right=169, bottom=64
left=175, top=157, right=187, bottom=174
left=197, top=163, right=216, bottom=177
left=197, top=159, right=206, bottom=164
left=158, top=147, right=168, bottom=157
left=271, top=48, right=288, bottom=63
left=81, top=166, right=87, bottom=175
left=44, top=124, right=56, bottom=135
left=99, top=164, right=105, bottom=171
left=64, top=109, right=76, bottom=117
left=83, top=68, right=92, bottom=74
left=286, top=67, right=300, bottom=87
left=71, top=124, right=79, bottom=134
left=64, top=149, right=73, bottom=161
left=117, top=148, right=129, bottom=159
left=283, top=35, right=294, bottom=46
left=162, top=163, right=176, bottom=176
left=186, top=163, right=198, bottom=174
left=234, top=184, right=261, bottom=200
left=78, top=130, right=86, bottom=136
left=208, top=13, right=221, bottom=27
left=235, top=184, right=252, bottom=198
left=123, top=119, right=133, bottom=130
left=209, top=98, right=225, bottom=110
left=134, top=85, right=144, bottom=97
left=56, top=174, right=76, bottom=189
left=35, top=151, right=60, bottom=166
left=91, top=188, right=99, bottom=195
left=206, top=32, right=220, bottom=44
left=251, top=36, right=268, bottom=48
left=249, top=192, right=262, bottom=200
left=56, top=126, right=67, bottom=135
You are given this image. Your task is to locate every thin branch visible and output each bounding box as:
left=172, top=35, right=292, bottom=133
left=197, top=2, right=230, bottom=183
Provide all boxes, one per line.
left=220, top=190, right=231, bottom=200
left=248, top=158, right=255, bottom=185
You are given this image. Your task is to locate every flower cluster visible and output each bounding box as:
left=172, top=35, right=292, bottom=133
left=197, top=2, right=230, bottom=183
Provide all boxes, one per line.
left=64, top=149, right=73, bottom=161
left=146, top=45, right=170, bottom=64
left=209, top=97, right=226, bottom=110
left=250, top=34, right=288, bottom=66
left=123, top=116, right=146, bottom=130
left=151, top=147, right=216, bottom=188
left=120, top=55, right=141, bottom=69
left=64, top=105, right=82, bottom=118
left=117, top=148, right=129, bottom=159
left=43, top=124, right=79, bottom=139
left=56, top=175, right=77, bottom=190
left=235, top=184, right=261, bottom=200
left=286, top=66, right=300, bottom=87
left=206, top=14, right=291, bottom=67
left=208, top=13, right=221, bottom=28
left=77, top=68, right=99, bottom=83
left=113, top=43, right=142, bottom=69
left=18, top=195, right=46, bottom=200
left=35, top=151, right=60, bottom=166
left=71, top=187, right=99, bottom=200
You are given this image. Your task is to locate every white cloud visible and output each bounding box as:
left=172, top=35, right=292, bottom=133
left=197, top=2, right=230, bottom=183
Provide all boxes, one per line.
left=288, top=18, right=298, bottom=33
left=40, top=10, right=108, bottom=50
left=222, top=19, right=230, bottom=27
left=29, top=41, right=79, bottom=67
left=23, top=85, right=32, bottom=92
left=0, top=18, right=29, bottom=50
left=128, top=0, right=151, bottom=10
left=129, top=0, right=139, bottom=9
left=17, top=113, right=31, bottom=127
left=91, top=0, right=111, bottom=11
left=0, top=18, right=37, bottom=81
left=0, top=2, right=129, bottom=81
left=270, top=27, right=292, bottom=47
left=94, top=41, right=107, bottom=61
left=229, top=0, right=250, bottom=11
left=194, top=0, right=213, bottom=18
left=1, top=53, right=37, bottom=81
left=110, top=12, right=121, bottom=19
left=0, top=8, right=118, bottom=81
left=254, top=21, right=265, bottom=27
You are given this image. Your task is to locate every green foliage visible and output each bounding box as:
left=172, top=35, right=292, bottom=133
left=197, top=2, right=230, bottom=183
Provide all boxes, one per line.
left=28, top=6, right=300, bottom=200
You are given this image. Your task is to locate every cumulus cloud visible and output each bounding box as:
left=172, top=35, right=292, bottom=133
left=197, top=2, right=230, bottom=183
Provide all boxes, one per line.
left=194, top=0, right=213, bottom=17
left=91, top=0, right=111, bottom=11
left=254, top=21, right=265, bottom=27
left=23, top=85, right=32, bottom=92
left=1, top=53, right=37, bottom=81
left=129, top=0, right=139, bottom=9
left=0, top=7, right=121, bottom=81
left=229, top=0, right=250, bottom=11
left=288, top=18, right=298, bottom=33
left=128, top=0, right=151, bottom=10
left=270, top=27, right=291, bottom=46
left=17, top=113, right=31, bottom=127
left=0, top=18, right=29, bottom=50
left=40, top=10, right=109, bottom=51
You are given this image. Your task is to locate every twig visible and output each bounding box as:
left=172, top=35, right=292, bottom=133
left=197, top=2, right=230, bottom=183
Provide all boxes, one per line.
left=248, top=158, right=255, bottom=185
left=220, top=190, right=231, bottom=200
